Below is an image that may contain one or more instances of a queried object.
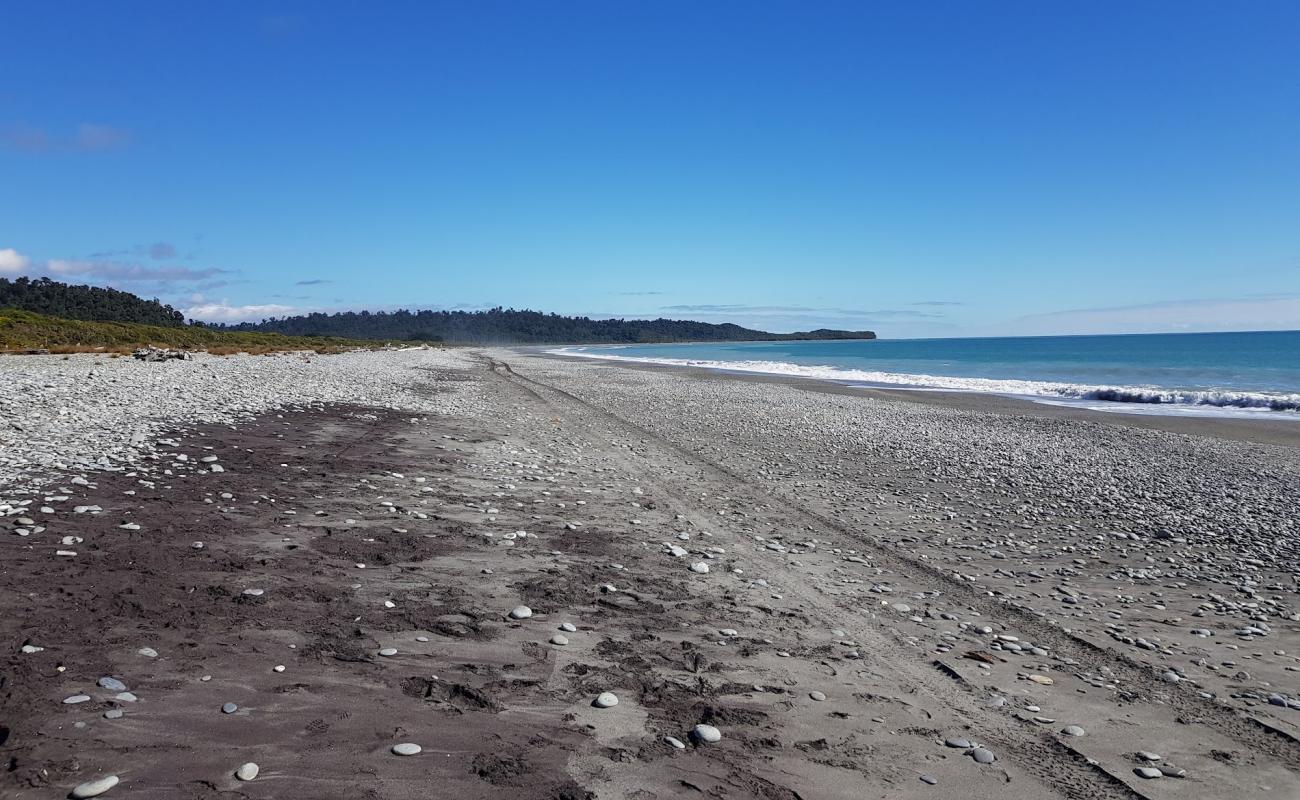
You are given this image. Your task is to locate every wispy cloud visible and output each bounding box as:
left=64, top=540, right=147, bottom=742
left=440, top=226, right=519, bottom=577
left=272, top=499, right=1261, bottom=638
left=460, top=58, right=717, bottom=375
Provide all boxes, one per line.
left=46, top=259, right=227, bottom=282
left=661, top=303, right=942, bottom=319
left=295, top=278, right=332, bottom=286
left=1, top=123, right=133, bottom=154
left=148, top=241, right=177, bottom=260
left=1008, top=294, right=1300, bottom=335
left=614, top=290, right=665, bottom=296
left=910, top=300, right=965, bottom=307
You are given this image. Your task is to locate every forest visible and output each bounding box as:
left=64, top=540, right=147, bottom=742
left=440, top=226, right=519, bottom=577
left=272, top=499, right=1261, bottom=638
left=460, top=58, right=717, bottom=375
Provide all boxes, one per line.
left=0, top=278, right=876, bottom=344
left=0, top=277, right=185, bottom=327
left=216, top=307, right=876, bottom=344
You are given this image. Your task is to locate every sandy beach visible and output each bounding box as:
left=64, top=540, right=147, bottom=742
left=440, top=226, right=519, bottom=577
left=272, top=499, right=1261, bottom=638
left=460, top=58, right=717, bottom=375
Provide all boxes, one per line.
left=3, top=347, right=1298, bottom=799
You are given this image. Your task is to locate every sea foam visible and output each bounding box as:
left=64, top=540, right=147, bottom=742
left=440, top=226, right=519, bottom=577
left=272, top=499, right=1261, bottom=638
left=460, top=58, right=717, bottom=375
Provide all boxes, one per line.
left=552, top=349, right=1300, bottom=414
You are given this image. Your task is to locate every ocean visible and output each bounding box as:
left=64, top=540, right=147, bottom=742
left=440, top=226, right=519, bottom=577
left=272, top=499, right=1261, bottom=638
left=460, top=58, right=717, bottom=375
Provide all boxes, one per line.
left=556, top=330, right=1300, bottom=419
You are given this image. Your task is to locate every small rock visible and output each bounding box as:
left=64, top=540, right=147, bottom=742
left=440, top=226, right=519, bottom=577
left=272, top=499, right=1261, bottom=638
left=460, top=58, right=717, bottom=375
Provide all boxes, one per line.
left=378, top=647, right=398, bottom=657
left=971, top=748, right=996, bottom=764
left=97, top=677, right=127, bottom=692
left=392, top=742, right=422, bottom=756
left=550, top=635, right=569, bottom=646
left=221, top=702, right=238, bottom=714
left=664, top=736, right=686, bottom=749
left=1135, top=767, right=1163, bottom=779
left=809, top=691, right=827, bottom=701
left=71, top=775, right=120, bottom=798
left=1061, top=725, right=1086, bottom=737
left=235, top=763, right=259, bottom=781
left=692, top=724, right=722, bottom=743
left=509, top=605, right=533, bottom=620
left=594, top=692, right=619, bottom=708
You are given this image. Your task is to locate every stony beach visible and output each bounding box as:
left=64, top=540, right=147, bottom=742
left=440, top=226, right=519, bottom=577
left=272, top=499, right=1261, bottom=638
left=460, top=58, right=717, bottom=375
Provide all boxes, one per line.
left=2, top=346, right=1298, bottom=799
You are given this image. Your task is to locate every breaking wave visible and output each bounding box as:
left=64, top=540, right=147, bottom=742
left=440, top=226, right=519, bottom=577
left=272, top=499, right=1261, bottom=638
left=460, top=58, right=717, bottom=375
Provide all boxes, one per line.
left=552, top=350, right=1300, bottom=413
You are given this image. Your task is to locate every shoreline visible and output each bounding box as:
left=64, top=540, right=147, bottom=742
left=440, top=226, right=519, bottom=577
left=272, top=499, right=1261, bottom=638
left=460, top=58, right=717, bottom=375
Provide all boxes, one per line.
left=531, top=347, right=1300, bottom=448
left=4, top=347, right=1298, bottom=798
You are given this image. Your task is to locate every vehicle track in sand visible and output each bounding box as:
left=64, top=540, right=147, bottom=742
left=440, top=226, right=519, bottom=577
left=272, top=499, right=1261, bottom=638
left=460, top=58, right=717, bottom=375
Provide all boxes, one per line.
left=481, top=353, right=1300, bottom=798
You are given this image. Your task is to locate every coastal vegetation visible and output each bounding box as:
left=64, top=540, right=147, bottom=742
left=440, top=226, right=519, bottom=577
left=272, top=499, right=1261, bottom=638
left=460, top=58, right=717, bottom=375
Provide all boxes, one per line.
left=0, top=277, right=186, bottom=327
left=0, top=309, right=382, bottom=354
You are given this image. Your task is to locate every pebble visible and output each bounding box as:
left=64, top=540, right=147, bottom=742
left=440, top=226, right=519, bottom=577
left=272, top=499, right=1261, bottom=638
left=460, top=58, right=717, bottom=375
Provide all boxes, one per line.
left=235, top=762, right=259, bottom=781
left=971, top=747, right=996, bottom=764
left=1135, top=767, right=1163, bottom=779
left=559, top=622, right=577, bottom=632
left=137, top=647, right=158, bottom=658
left=391, top=742, right=422, bottom=756
left=378, top=647, right=398, bottom=657
left=509, top=605, right=533, bottom=620
left=920, top=775, right=938, bottom=785
left=594, top=691, right=619, bottom=708
left=103, top=709, right=124, bottom=720
left=944, top=737, right=972, bottom=749
left=809, top=691, right=827, bottom=701
left=692, top=724, right=722, bottom=743
left=689, top=562, right=710, bottom=574
left=63, top=694, right=92, bottom=704
left=1061, top=725, right=1086, bottom=737
left=550, top=635, right=569, bottom=646
left=221, top=702, right=238, bottom=714
left=71, top=775, right=120, bottom=798
left=664, top=736, right=686, bottom=749
left=97, top=677, right=127, bottom=692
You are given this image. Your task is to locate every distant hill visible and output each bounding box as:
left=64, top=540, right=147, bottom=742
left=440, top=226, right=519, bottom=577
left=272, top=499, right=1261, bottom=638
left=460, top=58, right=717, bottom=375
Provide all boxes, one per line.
left=218, top=308, right=877, bottom=344
left=0, top=276, right=185, bottom=327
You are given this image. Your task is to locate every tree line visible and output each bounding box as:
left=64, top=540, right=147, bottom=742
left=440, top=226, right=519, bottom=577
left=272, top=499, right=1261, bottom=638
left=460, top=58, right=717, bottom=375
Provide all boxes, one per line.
left=0, top=277, right=185, bottom=327
left=214, top=307, right=876, bottom=344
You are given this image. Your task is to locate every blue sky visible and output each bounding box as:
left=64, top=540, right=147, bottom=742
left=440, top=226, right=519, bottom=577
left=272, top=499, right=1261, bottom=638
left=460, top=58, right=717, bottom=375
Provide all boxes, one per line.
left=2, top=1, right=1298, bottom=337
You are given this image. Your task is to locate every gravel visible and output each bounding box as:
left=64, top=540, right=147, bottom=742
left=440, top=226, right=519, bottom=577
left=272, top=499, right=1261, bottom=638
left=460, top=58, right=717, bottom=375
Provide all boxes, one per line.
left=0, top=348, right=481, bottom=491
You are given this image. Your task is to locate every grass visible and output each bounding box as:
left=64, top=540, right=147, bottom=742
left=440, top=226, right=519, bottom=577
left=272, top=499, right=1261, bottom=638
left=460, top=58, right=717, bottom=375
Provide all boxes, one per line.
left=0, top=309, right=400, bottom=354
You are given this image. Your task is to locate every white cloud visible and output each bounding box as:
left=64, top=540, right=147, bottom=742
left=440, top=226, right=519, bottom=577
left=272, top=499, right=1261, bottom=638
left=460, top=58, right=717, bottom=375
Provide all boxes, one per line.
left=184, top=302, right=298, bottom=323
left=0, top=248, right=30, bottom=274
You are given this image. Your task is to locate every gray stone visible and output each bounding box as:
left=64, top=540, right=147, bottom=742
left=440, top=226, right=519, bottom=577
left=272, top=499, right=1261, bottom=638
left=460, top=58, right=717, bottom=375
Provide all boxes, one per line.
left=692, top=724, right=722, bottom=743
left=97, top=677, right=127, bottom=692
left=221, top=702, right=238, bottom=714
left=71, top=775, right=120, bottom=798
left=971, top=748, right=996, bottom=764
left=594, top=691, right=619, bottom=708
left=392, top=742, right=422, bottom=756
left=235, top=763, right=259, bottom=781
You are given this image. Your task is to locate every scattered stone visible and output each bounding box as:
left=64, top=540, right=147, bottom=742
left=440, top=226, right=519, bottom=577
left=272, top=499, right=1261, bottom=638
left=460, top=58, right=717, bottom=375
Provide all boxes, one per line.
left=509, top=605, right=533, bottom=620
left=392, top=743, right=422, bottom=756
left=550, top=634, right=569, bottom=646
left=71, top=775, right=120, bottom=798
left=221, top=702, right=238, bottom=714
left=971, top=747, right=996, bottom=764
left=97, top=677, right=127, bottom=692
left=235, top=762, right=259, bottom=781
left=692, top=724, right=722, bottom=743
left=594, top=691, right=619, bottom=708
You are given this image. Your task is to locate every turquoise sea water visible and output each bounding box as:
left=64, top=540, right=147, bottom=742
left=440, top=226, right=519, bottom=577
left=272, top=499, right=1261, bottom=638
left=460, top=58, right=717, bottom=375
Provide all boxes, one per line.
left=559, top=331, right=1300, bottom=418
